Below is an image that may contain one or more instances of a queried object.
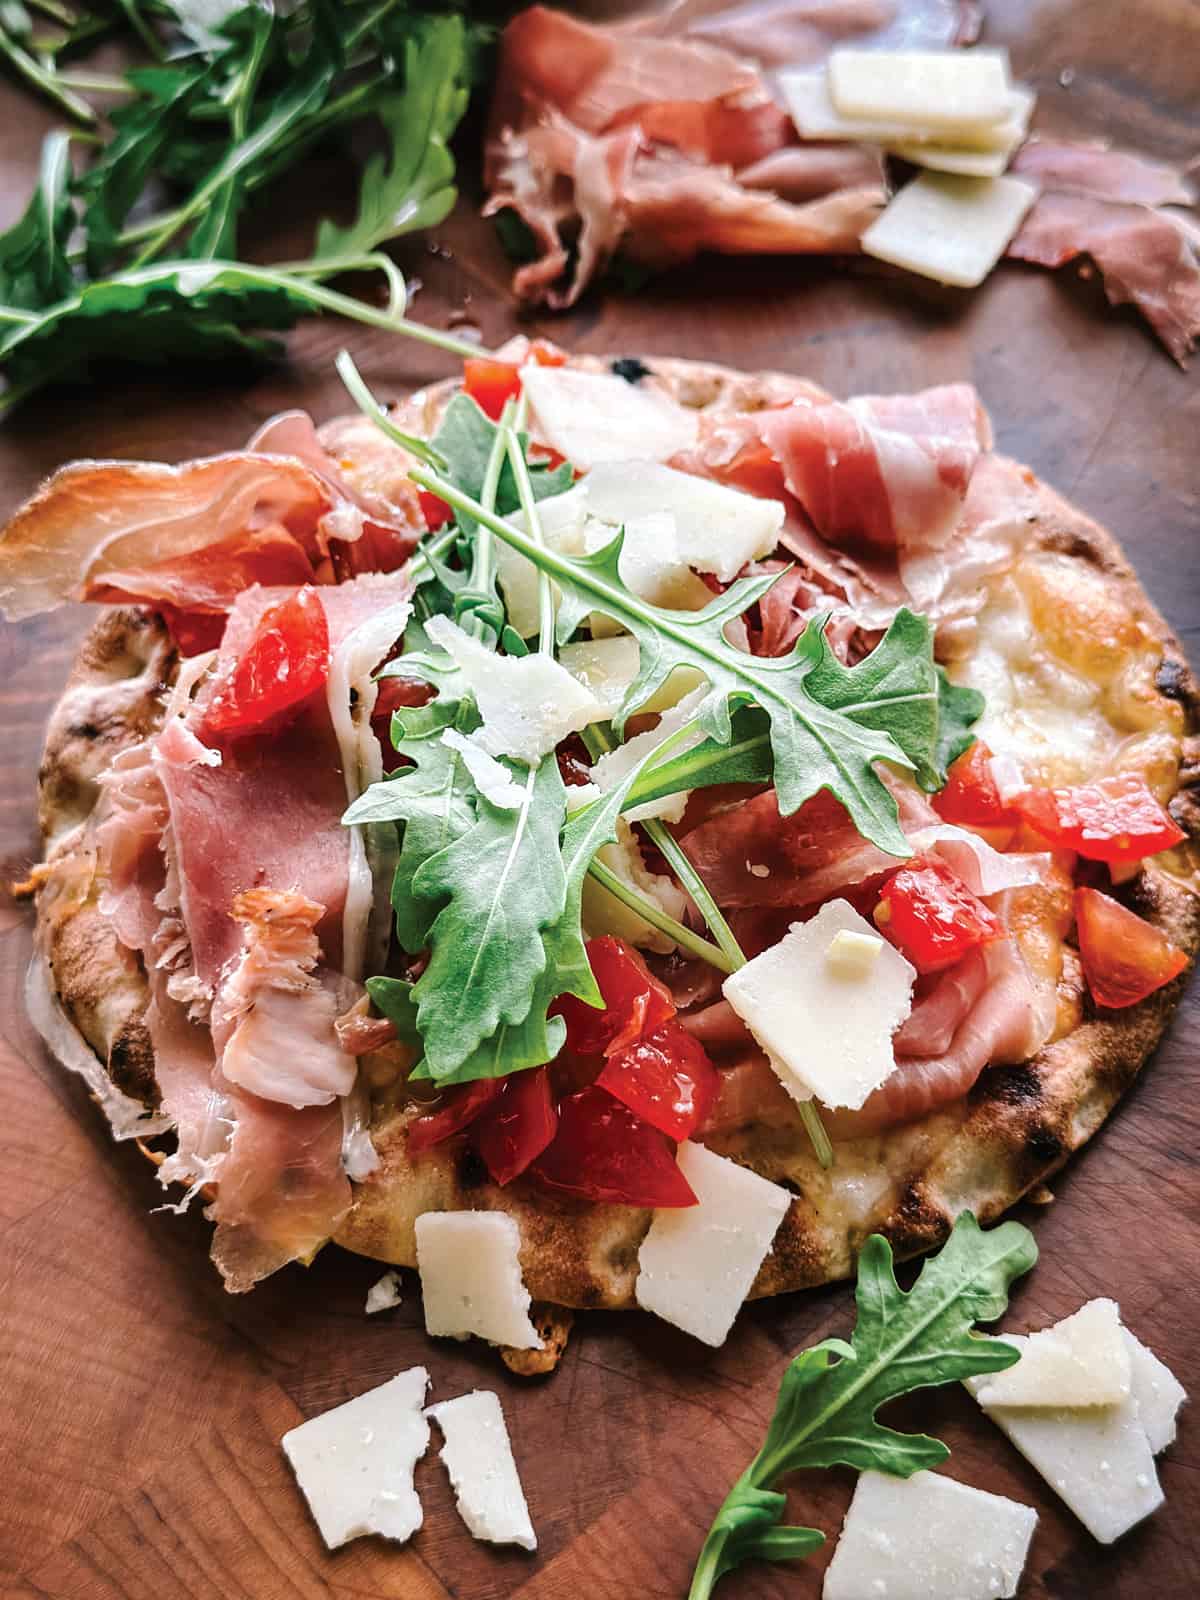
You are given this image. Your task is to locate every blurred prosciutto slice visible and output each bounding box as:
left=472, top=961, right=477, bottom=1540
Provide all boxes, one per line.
left=1011, top=140, right=1195, bottom=208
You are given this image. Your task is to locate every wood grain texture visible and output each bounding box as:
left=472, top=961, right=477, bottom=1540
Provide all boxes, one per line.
left=1, top=3, right=1198, bottom=1596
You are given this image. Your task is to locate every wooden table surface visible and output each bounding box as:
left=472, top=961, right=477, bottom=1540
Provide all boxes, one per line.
left=1, top=3, right=1198, bottom=1597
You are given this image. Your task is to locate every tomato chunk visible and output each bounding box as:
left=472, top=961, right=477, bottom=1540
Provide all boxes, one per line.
left=596, top=1019, right=719, bottom=1141
left=407, top=1078, right=500, bottom=1156
left=530, top=1086, right=696, bottom=1207
left=474, top=1067, right=557, bottom=1186
left=417, top=488, right=453, bottom=530
left=934, top=741, right=1017, bottom=845
left=462, top=340, right=567, bottom=421
left=1012, top=775, right=1184, bottom=865
left=201, top=586, right=330, bottom=740
left=159, top=605, right=226, bottom=657
left=1074, top=888, right=1187, bottom=1009
left=875, top=854, right=1005, bottom=975
left=551, top=936, right=675, bottom=1057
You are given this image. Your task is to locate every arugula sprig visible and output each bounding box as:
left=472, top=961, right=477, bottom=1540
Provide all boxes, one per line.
left=688, top=1213, right=1037, bottom=1598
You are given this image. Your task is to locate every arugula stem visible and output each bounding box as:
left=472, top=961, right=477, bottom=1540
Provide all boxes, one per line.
left=503, top=413, right=555, bottom=657
left=0, top=27, right=97, bottom=122
left=587, top=860, right=735, bottom=974
left=464, top=395, right=514, bottom=628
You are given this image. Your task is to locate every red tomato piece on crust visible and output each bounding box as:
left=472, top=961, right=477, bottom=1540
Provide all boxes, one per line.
left=551, top=935, right=675, bottom=1058
left=530, top=1086, right=696, bottom=1207
left=201, top=586, right=330, bottom=740
left=474, top=1067, right=557, bottom=1186
left=875, top=854, right=1005, bottom=975
left=1074, top=887, right=1187, bottom=1008
left=1012, top=775, right=1184, bottom=865
left=407, top=1078, right=500, bottom=1156
left=933, top=740, right=1017, bottom=846
left=596, top=1019, right=719, bottom=1141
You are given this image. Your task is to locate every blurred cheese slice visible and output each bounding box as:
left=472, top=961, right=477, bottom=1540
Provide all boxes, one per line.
left=973, top=1298, right=1131, bottom=1408
left=592, top=685, right=710, bottom=824
left=862, top=172, right=1039, bottom=288
left=426, top=1390, right=537, bottom=1550
left=823, top=1470, right=1037, bottom=1600
left=635, top=1142, right=791, bottom=1346
left=722, top=899, right=915, bottom=1110
left=1124, top=1327, right=1187, bottom=1454
left=522, top=367, right=698, bottom=468
left=415, top=1212, right=542, bottom=1349
left=889, top=142, right=1011, bottom=176
left=828, top=48, right=1014, bottom=133
left=558, top=635, right=704, bottom=717
left=281, top=1368, right=430, bottom=1549
left=781, top=67, right=1033, bottom=151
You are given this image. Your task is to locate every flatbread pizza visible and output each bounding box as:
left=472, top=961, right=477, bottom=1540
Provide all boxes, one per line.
left=7, top=342, right=1197, bottom=1368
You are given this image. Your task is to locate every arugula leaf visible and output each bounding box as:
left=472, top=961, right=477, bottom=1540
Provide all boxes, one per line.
left=313, top=14, right=469, bottom=263
left=0, top=130, right=73, bottom=311
left=431, top=391, right=574, bottom=537
left=688, top=1213, right=1037, bottom=1599
left=935, top=666, right=985, bottom=775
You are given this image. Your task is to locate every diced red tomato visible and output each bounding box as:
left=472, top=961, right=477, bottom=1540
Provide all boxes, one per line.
left=407, top=1078, right=501, bottom=1156
left=529, top=1086, right=696, bottom=1207
left=551, top=936, right=675, bottom=1058
left=875, top=854, right=1005, bottom=975
left=933, top=741, right=1018, bottom=847
left=417, top=489, right=453, bottom=530
left=1011, top=775, right=1184, bottom=866
left=596, top=1020, right=719, bottom=1141
left=201, top=586, right=330, bottom=740
left=462, top=339, right=568, bottom=422
left=159, top=605, right=226, bottom=657
left=1074, top=888, right=1187, bottom=1009
left=474, top=1067, right=557, bottom=1186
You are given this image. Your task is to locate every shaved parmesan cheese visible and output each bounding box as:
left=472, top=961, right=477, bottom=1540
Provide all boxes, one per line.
left=828, top=49, right=1014, bottom=133
left=522, top=366, right=698, bottom=469
left=909, top=824, right=1048, bottom=896
left=823, top=1470, right=1037, bottom=1600
left=442, top=730, right=525, bottom=810
left=592, top=685, right=710, bottom=824
left=424, top=615, right=606, bottom=764
left=826, top=927, right=883, bottom=978
left=780, top=69, right=1032, bottom=152
left=558, top=635, right=704, bottom=717
left=426, top=1390, right=537, bottom=1550
left=974, top=1299, right=1132, bottom=1408
left=636, top=1142, right=790, bottom=1346
left=967, top=1376, right=1162, bottom=1544
left=582, top=461, right=784, bottom=582
left=1124, top=1328, right=1187, bottom=1455
left=415, top=1211, right=542, bottom=1350
left=281, top=1368, right=430, bottom=1549
left=889, top=141, right=1012, bottom=177
left=862, top=172, right=1039, bottom=289
left=582, top=817, right=690, bottom=953
left=722, top=900, right=915, bottom=1110
left=365, top=1270, right=402, bottom=1314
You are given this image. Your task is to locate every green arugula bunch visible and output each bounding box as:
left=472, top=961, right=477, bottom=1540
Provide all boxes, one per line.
left=0, top=1, right=487, bottom=414
left=341, top=377, right=984, bottom=1108
left=688, top=1212, right=1038, bottom=1597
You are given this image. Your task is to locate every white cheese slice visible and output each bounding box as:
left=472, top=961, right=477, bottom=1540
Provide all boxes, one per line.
left=558, top=634, right=704, bottom=717
left=889, top=141, right=1012, bottom=177
left=424, top=615, right=606, bottom=765
left=592, top=685, right=710, bottom=824
left=780, top=71, right=1034, bottom=152
left=364, top=1270, right=402, bottom=1314
left=828, top=48, right=1014, bottom=133
left=823, top=1469, right=1037, bottom=1600
left=426, top=1390, right=537, bottom=1551
left=442, top=729, right=526, bottom=810
left=582, top=460, right=785, bottom=582
left=414, top=1211, right=542, bottom=1350
left=522, top=366, right=699, bottom=469
left=973, top=1298, right=1132, bottom=1409
left=582, top=816, right=690, bottom=954
left=1124, top=1327, right=1187, bottom=1455
left=722, top=899, right=916, bottom=1110
left=635, top=1142, right=791, bottom=1347
left=862, top=171, right=1039, bottom=289
left=966, top=1358, right=1163, bottom=1544
left=281, top=1368, right=429, bottom=1549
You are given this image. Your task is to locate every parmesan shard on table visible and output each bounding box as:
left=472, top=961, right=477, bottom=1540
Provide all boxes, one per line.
left=426, top=1390, right=537, bottom=1551
left=721, top=899, right=916, bottom=1110
left=281, top=1368, right=430, bottom=1550
left=828, top=49, right=1015, bottom=134
left=635, top=1141, right=791, bottom=1347
left=415, top=1211, right=543, bottom=1349
left=364, top=1269, right=403, bottom=1314
left=972, top=1297, right=1132, bottom=1408
left=822, top=1469, right=1037, bottom=1600
left=863, top=172, right=1040, bottom=289
left=1124, top=1326, right=1188, bottom=1454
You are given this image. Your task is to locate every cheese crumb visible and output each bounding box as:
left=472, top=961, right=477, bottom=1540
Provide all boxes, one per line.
left=825, top=927, right=883, bottom=978
left=364, top=1270, right=402, bottom=1314
left=415, top=1211, right=543, bottom=1350
left=427, top=1390, right=537, bottom=1550
left=442, top=729, right=525, bottom=810
left=281, top=1368, right=430, bottom=1549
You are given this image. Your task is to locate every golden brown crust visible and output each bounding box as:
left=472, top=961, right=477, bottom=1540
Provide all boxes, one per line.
left=30, top=356, right=1200, bottom=1325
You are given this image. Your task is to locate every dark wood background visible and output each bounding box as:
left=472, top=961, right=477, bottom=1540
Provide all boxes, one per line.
left=1, top=3, right=1198, bottom=1596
